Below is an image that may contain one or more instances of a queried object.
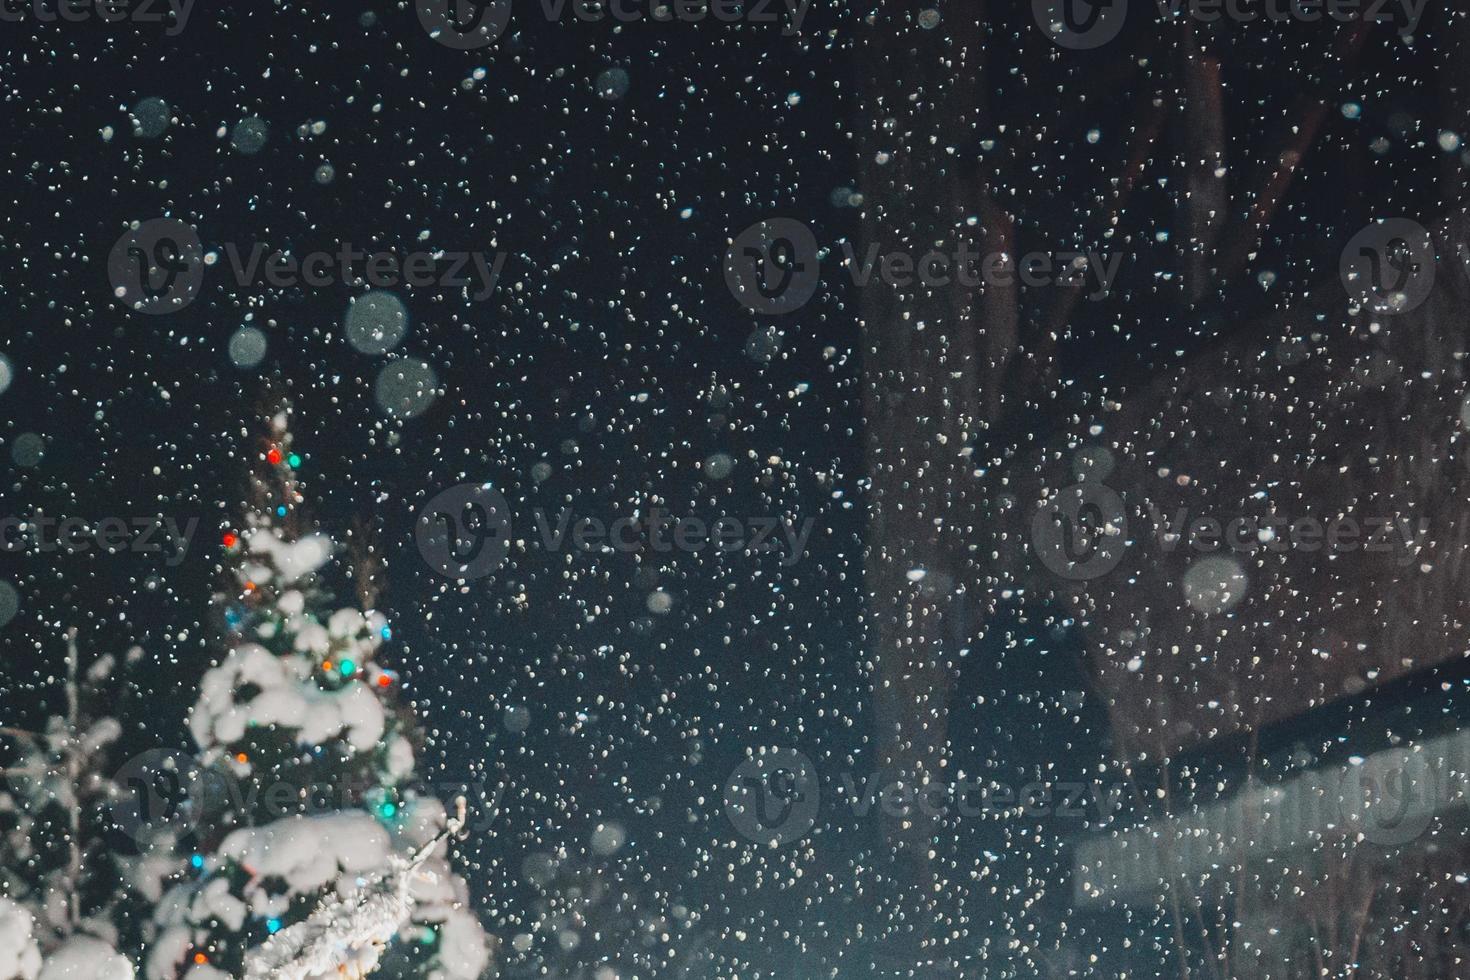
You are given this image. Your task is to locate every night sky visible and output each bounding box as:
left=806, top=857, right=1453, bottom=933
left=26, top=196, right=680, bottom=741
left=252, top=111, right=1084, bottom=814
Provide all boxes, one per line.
left=0, top=0, right=1458, bottom=975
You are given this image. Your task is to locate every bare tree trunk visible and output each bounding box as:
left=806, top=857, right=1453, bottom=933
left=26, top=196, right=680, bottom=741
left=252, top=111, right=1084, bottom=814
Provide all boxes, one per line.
left=64, top=628, right=81, bottom=933
left=856, top=0, right=996, bottom=952
left=1439, top=4, right=1470, bottom=207
left=1177, top=27, right=1227, bottom=307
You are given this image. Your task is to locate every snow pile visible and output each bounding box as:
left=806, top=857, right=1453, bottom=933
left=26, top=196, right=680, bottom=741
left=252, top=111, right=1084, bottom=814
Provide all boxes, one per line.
left=188, top=644, right=387, bottom=758
left=426, top=912, right=490, bottom=980
left=142, top=923, right=191, bottom=980
left=180, top=968, right=229, bottom=980
left=391, top=798, right=491, bottom=980
left=241, top=873, right=406, bottom=980
left=36, top=937, right=133, bottom=980
left=243, top=800, right=486, bottom=980
left=242, top=529, right=332, bottom=585
left=217, top=812, right=392, bottom=903
left=0, top=898, right=42, bottom=980
left=189, top=538, right=394, bottom=762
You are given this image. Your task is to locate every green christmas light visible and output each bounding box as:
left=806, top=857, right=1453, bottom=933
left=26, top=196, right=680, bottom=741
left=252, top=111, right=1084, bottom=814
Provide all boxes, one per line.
left=339, top=659, right=356, bottom=677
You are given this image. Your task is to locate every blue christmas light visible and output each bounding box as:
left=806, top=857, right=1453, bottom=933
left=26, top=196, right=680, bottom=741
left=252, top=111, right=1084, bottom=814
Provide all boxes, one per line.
left=266, top=918, right=282, bottom=934
left=339, top=659, right=356, bottom=677
left=190, top=854, right=204, bottom=869
left=380, top=624, right=392, bottom=640
left=276, top=505, right=287, bottom=517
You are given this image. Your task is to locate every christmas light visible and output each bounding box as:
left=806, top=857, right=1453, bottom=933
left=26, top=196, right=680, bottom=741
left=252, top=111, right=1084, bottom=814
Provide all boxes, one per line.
left=267, top=448, right=283, bottom=465
left=266, top=917, right=282, bottom=934
left=339, top=659, right=356, bottom=677
left=288, top=452, right=301, bottom=467
left=190, top=854, right=204, bottom=869
left=222, top=532, right=238, bottom=548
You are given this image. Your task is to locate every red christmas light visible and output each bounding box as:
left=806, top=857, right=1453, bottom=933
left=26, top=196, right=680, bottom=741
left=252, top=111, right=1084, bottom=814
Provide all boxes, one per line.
left=266, top=448, right=283, bottom=465
left=222, top=532, right=238, bottom=548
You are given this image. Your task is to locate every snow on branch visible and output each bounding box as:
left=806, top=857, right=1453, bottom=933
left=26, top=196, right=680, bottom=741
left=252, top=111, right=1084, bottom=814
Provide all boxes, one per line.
left=243, top=798, right=469, bottom=980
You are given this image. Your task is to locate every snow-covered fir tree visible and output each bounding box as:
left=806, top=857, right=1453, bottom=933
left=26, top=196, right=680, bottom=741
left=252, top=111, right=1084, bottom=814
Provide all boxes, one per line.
left=0, top=631, right=142, bottom=980
left=147, top=409, right=490, bottom=980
